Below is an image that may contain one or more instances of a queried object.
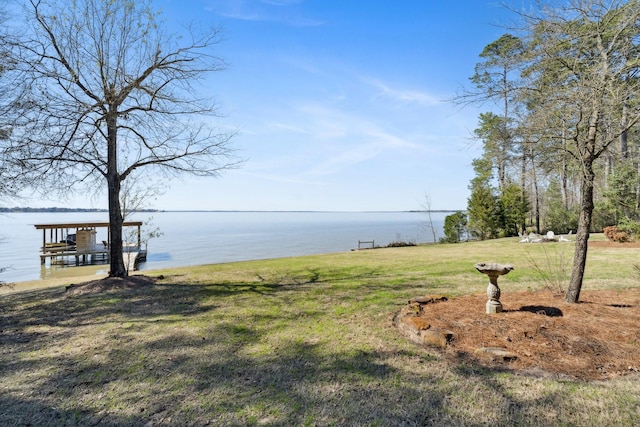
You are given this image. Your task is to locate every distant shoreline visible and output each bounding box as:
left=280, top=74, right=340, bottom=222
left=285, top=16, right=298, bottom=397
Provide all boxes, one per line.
left=0, top=208, right=462, bottom=214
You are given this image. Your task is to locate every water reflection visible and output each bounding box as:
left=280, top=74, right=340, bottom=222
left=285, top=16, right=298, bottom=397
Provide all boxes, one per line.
left=144, top=252, right=172, bottom=262
left=40, top=263, right=109, bottom=280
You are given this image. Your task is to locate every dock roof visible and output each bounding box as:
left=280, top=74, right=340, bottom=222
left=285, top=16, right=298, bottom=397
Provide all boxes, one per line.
left=34, top=221, right=143, bottom=229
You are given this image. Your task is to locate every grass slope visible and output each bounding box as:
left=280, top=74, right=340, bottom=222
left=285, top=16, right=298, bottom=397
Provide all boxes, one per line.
left=1, top=234, right=639, bottom=426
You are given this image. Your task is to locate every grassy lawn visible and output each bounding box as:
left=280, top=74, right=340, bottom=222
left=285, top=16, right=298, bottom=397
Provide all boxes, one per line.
left=1, top=234, right=639, bottom=426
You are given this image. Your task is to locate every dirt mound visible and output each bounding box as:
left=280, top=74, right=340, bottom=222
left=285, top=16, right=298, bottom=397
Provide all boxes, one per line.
left=65, top=275, right=157, bottom=296
left=396, top=288, right=640, bottom=381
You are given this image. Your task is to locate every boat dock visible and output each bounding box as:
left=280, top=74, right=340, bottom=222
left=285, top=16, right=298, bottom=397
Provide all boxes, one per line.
left=35, top=221, right=146, bottom=270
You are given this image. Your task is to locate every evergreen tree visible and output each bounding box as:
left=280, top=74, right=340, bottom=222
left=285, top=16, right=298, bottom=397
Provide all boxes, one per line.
left=467, top=158, right=502, bottom=240
left=545, top=178, right=578, bottom=234
left=443, top=211, right=468, bottom=243
left=500, top=182, right=529, bottom=236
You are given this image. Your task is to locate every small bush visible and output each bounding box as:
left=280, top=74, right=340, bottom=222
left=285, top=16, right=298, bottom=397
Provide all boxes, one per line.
left=603, top=225, right=629, bottom=242
left=618, top=217, right=640, bottom=237
left=386, top=241, right=416, bottom=248
left=524, top=245, right=571, bottom=295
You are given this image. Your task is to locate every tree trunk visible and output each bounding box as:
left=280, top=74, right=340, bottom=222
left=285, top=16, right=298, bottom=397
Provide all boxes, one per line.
left=637, top=140, right=640, bottom=211
left=561, top=122, right=569, bottom=209
left=621, top=99, right=628, bottom=159
left=529, top=147, right=541, bottom=234
left=108, top=179, right=126, bottom=277
left=603, top=152, right=612, bottom=189
left=566, top=106, right=598, bottom=304
left=520, top=146, right=527, bottom=233
left=106, top=110, right=127, bottom=277
left=565, top=160, right=594, bottom=303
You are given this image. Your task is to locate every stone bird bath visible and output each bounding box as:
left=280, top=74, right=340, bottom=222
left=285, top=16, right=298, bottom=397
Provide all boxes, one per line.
left=474, top=262, right=514, bottom=313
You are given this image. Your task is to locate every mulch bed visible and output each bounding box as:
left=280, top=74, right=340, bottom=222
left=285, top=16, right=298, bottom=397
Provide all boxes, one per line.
left=398, top=288, right=640, bottom=380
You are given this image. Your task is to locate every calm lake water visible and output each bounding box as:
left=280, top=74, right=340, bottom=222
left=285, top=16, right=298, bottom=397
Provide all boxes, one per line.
left=0, top=211, right=446, bottom=283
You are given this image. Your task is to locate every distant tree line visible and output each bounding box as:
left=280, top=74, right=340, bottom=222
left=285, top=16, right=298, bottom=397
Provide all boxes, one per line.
left=446, top=0, right=640, bottom=303
left=0, top=207, right=159, bottom=213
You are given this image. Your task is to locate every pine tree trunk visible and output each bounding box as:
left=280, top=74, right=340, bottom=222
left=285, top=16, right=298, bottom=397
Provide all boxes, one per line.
left=529, top=148, right=541, bottom=234
left=565, top=169, right=594, bottom=303
left=520, top=146, right=527, bottom=233
left=621, top=100, right=628, bottom=159
left=561, top=123, right=569, bottom=209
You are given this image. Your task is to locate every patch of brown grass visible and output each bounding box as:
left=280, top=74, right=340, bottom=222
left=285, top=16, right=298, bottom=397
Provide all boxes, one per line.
left=403, top=288, right=640, bottom=380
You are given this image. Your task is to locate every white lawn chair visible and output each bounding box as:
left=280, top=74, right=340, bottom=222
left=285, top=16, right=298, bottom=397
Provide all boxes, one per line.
left=529, top=232, right=542, bottom=243
left=518, top=231, right=529, bottom=243
left=559, top=230, right=573, bottom=242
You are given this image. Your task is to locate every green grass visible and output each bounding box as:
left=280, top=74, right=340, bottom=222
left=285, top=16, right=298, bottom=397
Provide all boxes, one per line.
left=1, top=235, right=639, bottom=426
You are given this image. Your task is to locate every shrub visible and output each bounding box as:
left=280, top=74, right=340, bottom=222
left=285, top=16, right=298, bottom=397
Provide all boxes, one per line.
left=443, top=211, right=468, bottom=243
left=603, top=225, right=629, bottom=242
left=386, top=240, right=416, bottom=248
left=617, top=217, right=640, bottom=237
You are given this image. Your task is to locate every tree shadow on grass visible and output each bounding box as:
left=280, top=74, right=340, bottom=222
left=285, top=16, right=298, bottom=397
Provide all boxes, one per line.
left=0, top=263, right=394, bottom=356
left=0, top=394, right=150, bottom=427
left=18, top=329, right=453, bottom=426
left=0, top=272, right=460, bottom=425
left=450, top=362, right=579, bottom=425
left=0, top=274, right=303, bottom=331
left=449, top=354, right=640, bottom=425
left=7, top=271, right=630, bottom=425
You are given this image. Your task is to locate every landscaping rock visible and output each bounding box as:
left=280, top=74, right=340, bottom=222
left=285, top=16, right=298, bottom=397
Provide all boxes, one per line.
left=474, top=347, right=518, bottom=362
left=409, top=295, right=449, bottom=304
left=420, top=328, right=454, bottom=348
left=401, top=315, right=430, bottom=332
left=394, top=315, right=454, bottom=349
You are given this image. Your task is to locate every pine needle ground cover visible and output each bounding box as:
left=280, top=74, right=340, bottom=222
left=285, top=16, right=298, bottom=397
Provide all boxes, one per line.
left=1, top=235, right=639, bottom=426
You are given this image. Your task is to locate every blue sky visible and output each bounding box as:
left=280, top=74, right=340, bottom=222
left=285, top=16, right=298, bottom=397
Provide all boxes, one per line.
left=35, top=0, right=528, bottom=211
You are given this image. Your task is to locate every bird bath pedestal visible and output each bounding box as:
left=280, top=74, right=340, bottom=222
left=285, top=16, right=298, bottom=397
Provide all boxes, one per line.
left=474, top=262, right=514, bottom=314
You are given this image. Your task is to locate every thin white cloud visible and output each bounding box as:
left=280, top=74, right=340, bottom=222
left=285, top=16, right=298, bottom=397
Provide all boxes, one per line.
left=266, top=121, right=308, bottom=134
left=237, top=101, right=431, bottom=184
left=304, top=142, right=383, bottom=177
left=289, top=103, right=425, bottom=177
left=259, top=0, right=303, bottom=5
left=364, top=77, right=442, bottom=107
left=238, top=169, right=325, bottom=186
left=278, top=55, right=326, bottom=76
left=298, top=103, right=423, bottom=149
left=205, top=0, right=323, bottom=27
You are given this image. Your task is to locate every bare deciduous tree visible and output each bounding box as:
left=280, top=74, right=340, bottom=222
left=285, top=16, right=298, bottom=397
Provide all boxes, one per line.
left=421, top=193, right=439, bottom=243
left=6, top=0, right=241, bottom=277
left=0, top=2, right=23, bottom=201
